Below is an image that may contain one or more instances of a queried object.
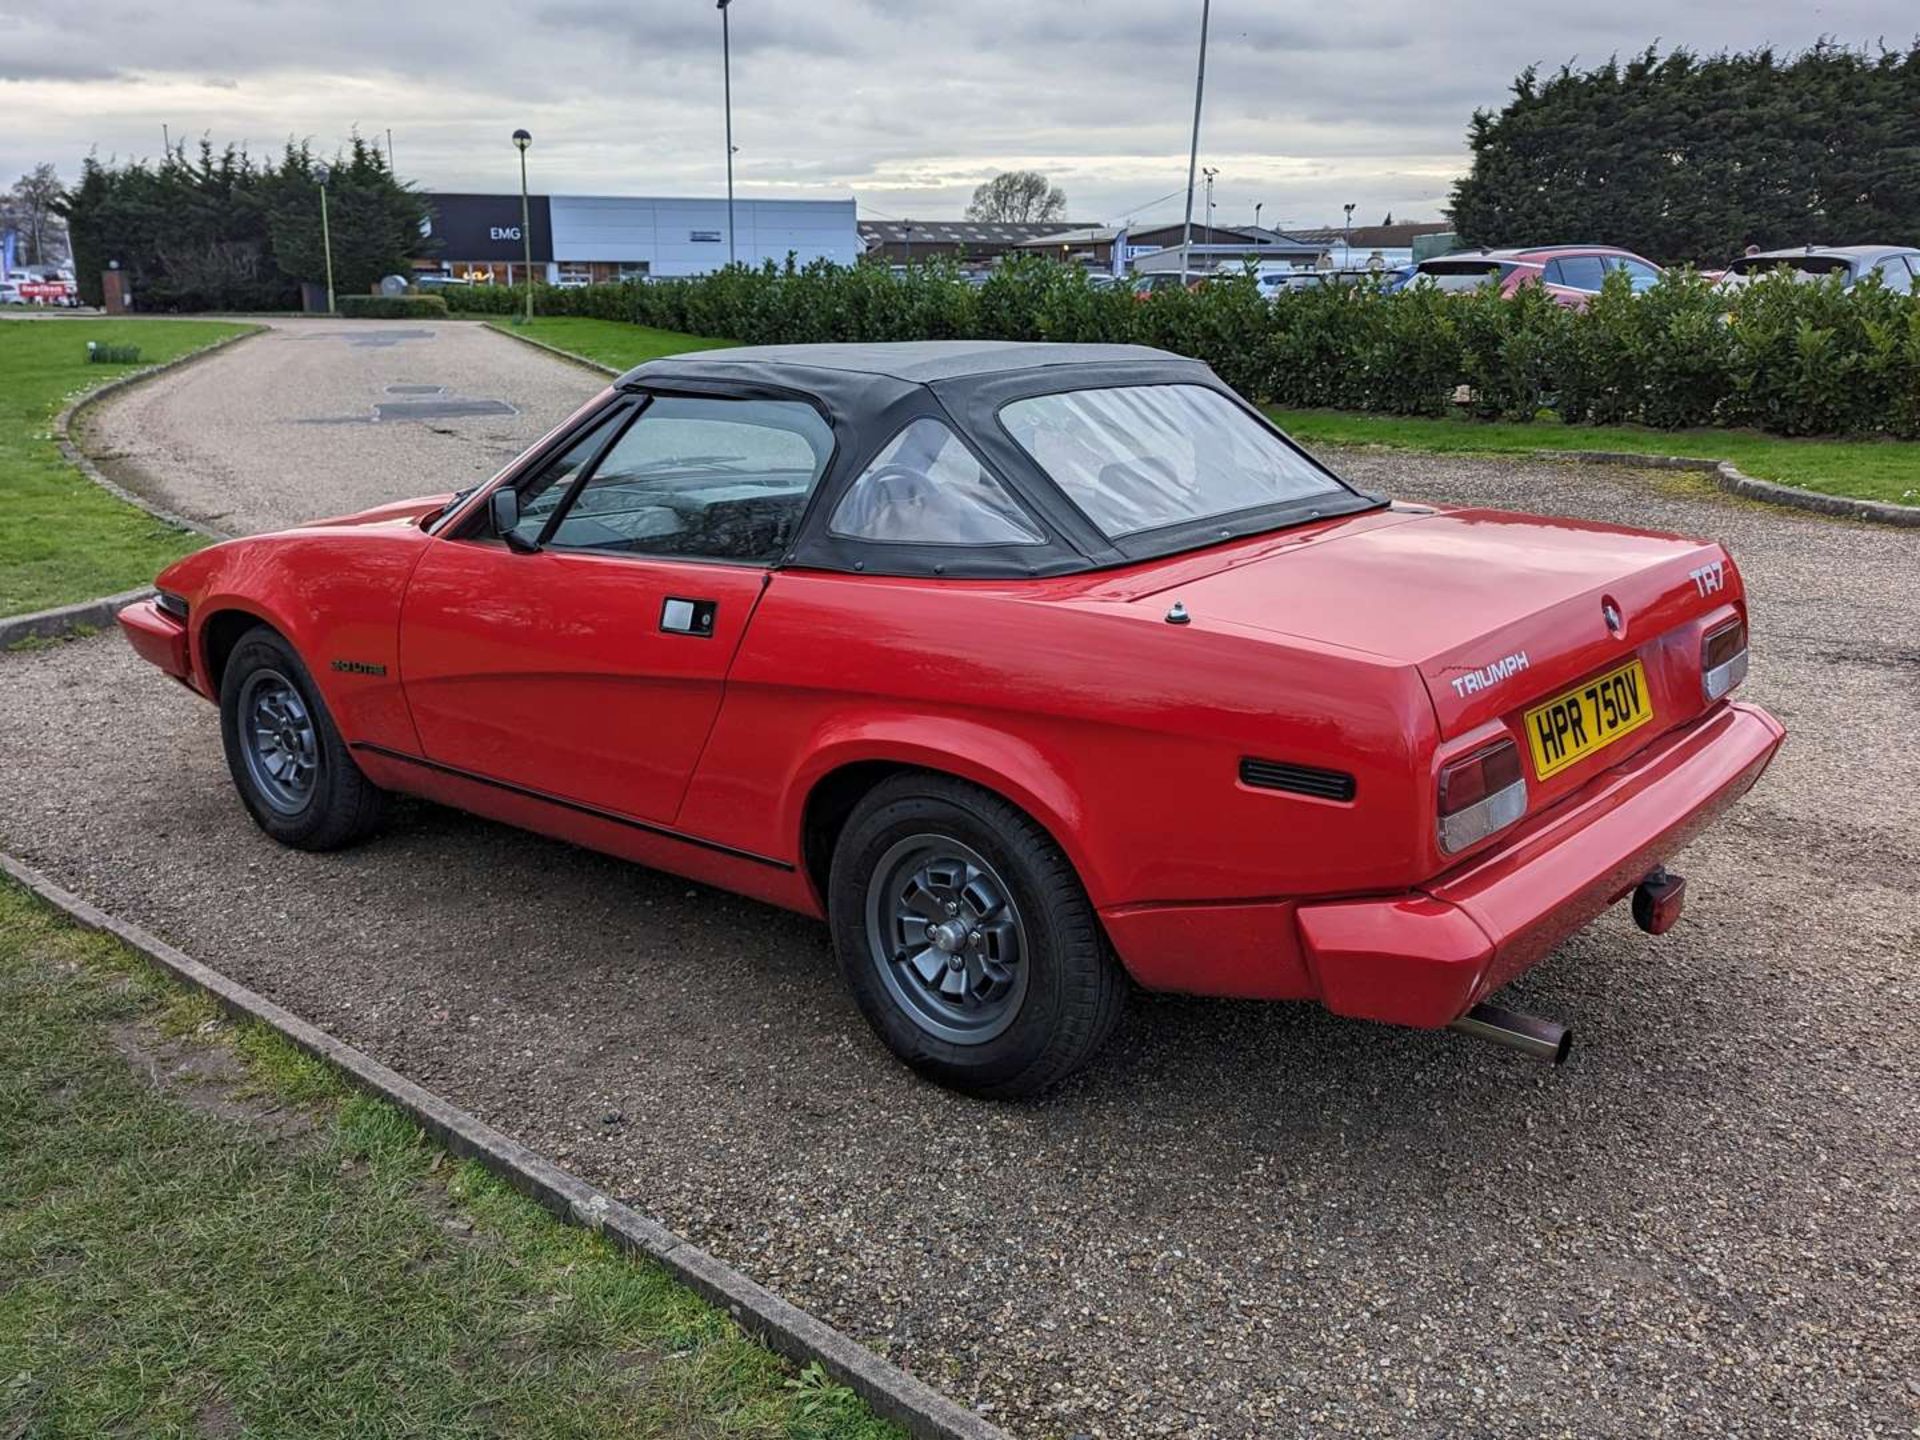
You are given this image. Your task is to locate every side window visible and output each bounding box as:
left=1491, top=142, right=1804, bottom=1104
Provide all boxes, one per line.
left=508, top=410, right=628, bottom=545
left=1610, top=257, right=1662, bottom=291
left=1876, top=257, right=1914, bottom=295
left=1554, top=255, right=1608, bottom=291
left=830, top=418, right=1045, bottom=546
left=545, top=396, right=834, bottom=563
left=1541, top=259, right=1566, bottom=286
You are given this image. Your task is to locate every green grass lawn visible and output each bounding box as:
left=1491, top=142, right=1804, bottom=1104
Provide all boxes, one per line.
left=480, top=315, right=1916, bottom=509
left=0, top=880, right=901, bottom=1440
left=0, top=318, right=254, bottom=618
left=485, top=317, right=730, bottom=372
left=1269, top=408, right=1920, bottom=508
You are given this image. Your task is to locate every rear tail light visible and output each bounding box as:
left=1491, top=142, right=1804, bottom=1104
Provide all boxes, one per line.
left=1437, top=739, right=1527, bottom=855
left=1702, top=618, right=1748, bottom=702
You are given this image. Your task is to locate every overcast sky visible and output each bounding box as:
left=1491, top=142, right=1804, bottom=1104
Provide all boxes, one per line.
left=3, top=0, right=1905, bottom=230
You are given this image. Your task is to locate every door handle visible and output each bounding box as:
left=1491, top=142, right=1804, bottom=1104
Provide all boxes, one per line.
left=660, top=597, right=717, bottom=637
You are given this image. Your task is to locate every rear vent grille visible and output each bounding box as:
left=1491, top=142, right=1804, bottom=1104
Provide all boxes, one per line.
left=1239, top=757, right=1357, bottom=803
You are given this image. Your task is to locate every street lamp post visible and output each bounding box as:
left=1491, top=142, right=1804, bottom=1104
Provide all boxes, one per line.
left=1178, top=0, right=1212, bottom=284
left=1254, top=201, right=1263, bottom=231
left=718, top=0, right=736, bottom=268
left=1203, top=166, right=1218, bottom=238
left=513, top=129, right=533, bottom=327
left=313, top=164, right=336, bottom=315
left=1343, top=201, right=1355, bottom=263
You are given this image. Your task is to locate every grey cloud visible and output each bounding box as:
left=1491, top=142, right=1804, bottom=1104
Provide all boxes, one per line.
left=0, top=0, right=1905, bottom=230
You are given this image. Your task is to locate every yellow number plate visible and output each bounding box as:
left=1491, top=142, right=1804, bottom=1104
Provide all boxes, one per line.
left=1524, top=659, right=1653, bottom=780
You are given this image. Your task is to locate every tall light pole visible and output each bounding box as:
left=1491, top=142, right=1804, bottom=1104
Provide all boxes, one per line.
left=718, top=0, right=736, bottom=267
left=1254, top=200, right=1264, bottom=231
left=1343, top=201, right=1355, bottom=262
left=1203, top=166, right=1218, bottom=238
left=313, top=163, right=336, bottom=315
left=1178, top=0, right=1212, bottom=283
left=513, top=129, right=533, bottom=326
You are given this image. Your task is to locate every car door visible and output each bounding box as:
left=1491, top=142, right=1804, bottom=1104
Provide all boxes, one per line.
left=397, top=389, right=836, bottom=825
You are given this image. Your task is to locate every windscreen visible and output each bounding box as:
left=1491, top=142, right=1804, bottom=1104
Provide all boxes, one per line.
left=998, top=384, right=1347, bottom=539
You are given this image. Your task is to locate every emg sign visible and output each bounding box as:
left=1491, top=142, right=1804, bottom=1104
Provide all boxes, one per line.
left=425, top=193, right=553, bottom=263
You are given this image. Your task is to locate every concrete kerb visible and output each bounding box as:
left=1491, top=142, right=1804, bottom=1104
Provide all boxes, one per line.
left=6, top=328, right=257, bottom=645
left=1545, top=449, right=1920, bottom=527
left=0, top=586, right=156, bottom=650
left=479, top=322, right=622, bottom=378
left=53, top=327, right=259, bottom=544
left=0, top=850, right=1011, bottom=1440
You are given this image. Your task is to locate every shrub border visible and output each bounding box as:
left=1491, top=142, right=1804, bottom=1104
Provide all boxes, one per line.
left=0, top=850, right=1009, bottom=1440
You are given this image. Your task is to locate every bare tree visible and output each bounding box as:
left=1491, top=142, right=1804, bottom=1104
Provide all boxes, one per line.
left=7, top=164, right=66, bottom=265
left=965, top=170, right=1068, bottom=224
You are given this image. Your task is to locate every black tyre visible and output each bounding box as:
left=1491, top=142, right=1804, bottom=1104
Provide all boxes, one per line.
left=218, top=625, right=385, bottom=851
left=828, top=773, right=1125, bottom=1098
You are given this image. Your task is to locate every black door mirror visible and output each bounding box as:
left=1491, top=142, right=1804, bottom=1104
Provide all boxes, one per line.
left=490, top=489, right=538, bottom=553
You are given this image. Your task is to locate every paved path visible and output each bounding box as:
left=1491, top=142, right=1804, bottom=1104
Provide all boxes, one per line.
left=80, top=317, right=602, bottom=537
left=5, top=340, right=1917, bottom=1437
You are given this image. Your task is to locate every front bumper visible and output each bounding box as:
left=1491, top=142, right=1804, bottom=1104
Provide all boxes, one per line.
left=117, top=599, right=194, bottom=685
left=1296, top=700, right=1784, bottom=1027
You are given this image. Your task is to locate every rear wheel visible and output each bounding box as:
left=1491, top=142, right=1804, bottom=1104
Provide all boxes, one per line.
left=828, top=774, right=1125, bottom=1098
left=219, top=626, right=385, bottom=851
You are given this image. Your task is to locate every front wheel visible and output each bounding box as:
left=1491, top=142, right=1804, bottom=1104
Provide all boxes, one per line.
left=828, top=774, right=1125, bottom=1098
left=218, top=626, right=385, bottom=851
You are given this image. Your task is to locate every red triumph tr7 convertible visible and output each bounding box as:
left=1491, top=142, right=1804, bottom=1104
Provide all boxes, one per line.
left=120, top=342, right=1784, bottom=1096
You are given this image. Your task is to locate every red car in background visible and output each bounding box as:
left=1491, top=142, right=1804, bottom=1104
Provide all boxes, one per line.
left=119, top=342, right=1781, bottom=1096
left=1413, top=245, right=1664, bottom=308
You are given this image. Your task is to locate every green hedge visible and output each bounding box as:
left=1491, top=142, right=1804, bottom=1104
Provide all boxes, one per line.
left=447, top=258, right=1920, bottom=439
left=337, top=293, right=451, bottom=319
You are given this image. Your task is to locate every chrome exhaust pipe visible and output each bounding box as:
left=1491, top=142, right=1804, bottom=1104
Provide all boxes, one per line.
left=1448, top=1003, right=1573, bottom=1065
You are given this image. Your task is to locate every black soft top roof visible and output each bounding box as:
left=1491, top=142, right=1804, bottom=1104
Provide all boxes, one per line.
left=615, top=340, right=1191, bottom=391
left=596, top=339, right=1374, bottom=579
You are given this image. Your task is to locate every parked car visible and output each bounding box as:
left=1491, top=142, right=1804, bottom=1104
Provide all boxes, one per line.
left=1255, top=268, right=1393, bottom=301
left=1131, top=271, right=1205, bottom=300
left=119, top=341, right=1783, bottom=1096
left=1717, top=244, right=1919, bottom=294
left=413, top=273, right=473, bottom=291
left=1411, top=246, right=1664, bottom=307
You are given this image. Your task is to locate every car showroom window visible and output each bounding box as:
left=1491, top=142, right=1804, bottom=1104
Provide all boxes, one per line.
left=829, top=418, right=1045, bottom=545
left=1000, top=384, right=1343, bottom=539
left=542, top=396, right=834, bottom=563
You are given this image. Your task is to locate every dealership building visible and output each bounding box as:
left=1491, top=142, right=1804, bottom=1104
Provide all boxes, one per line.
left=421, top=193, right=860, bottom=284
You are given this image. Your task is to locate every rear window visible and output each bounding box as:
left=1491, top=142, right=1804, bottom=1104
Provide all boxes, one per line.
left=998, top=384, right=1345, bottom=540
left=1416, top=261, right=1512, bottom=292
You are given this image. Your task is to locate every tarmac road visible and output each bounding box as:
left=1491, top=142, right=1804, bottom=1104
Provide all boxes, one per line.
left=79, top=316, right=600, bottom=537
left=3, top=322, right=1916, bottom=1437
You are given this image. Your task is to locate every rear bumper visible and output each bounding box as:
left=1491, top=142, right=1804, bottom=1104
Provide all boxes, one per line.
left=1297, top=700, right=1783, bottom=1026
left=1102, top=700, right=1784, bottom=1021
left=117, top=599, right=194, bottom=686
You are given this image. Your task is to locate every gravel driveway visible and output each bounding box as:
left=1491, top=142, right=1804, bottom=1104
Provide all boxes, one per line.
left=4, top=333, right=1916, bottom=1438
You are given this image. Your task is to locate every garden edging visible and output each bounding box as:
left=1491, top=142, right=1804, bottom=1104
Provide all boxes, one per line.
left=0, top=850, right=1009, bottom=1440
left=1549, top=449, right=1920, bottom=527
